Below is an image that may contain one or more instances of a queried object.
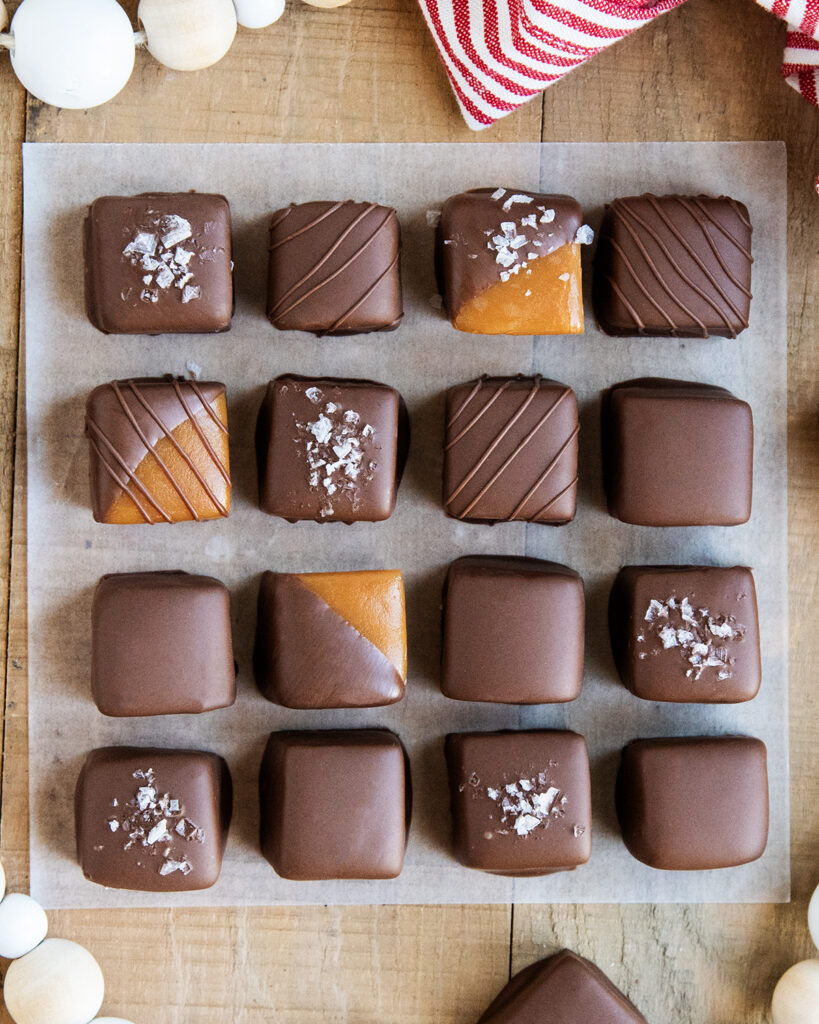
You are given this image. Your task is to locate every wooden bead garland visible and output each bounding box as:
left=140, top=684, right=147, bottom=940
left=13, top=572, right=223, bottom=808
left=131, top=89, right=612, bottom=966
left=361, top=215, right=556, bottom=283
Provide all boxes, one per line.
left=0, top=892, right=48, bottom=959
left=4, top=938, right=105, bottom=1024
left=0, top=0, right=352, bottom=111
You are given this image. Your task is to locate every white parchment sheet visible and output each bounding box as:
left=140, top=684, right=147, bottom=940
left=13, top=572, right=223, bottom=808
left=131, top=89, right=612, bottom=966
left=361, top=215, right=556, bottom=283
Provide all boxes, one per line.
left=23, top=142, right=789, bottom=908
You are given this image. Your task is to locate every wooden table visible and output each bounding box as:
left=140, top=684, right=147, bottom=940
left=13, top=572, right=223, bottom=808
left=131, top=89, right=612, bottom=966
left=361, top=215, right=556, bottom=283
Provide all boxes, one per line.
left=0, top=0, right=816, bottom=1020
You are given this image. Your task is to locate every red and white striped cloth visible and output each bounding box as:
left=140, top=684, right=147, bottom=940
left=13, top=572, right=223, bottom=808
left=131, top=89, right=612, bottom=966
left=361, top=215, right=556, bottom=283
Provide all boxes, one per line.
left=417, top=0, right=819, bottom=130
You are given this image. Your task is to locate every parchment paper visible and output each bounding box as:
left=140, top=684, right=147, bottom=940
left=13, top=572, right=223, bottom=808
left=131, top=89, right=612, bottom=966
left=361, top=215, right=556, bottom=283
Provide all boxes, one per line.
left=23, top=142, right=789, bottom=909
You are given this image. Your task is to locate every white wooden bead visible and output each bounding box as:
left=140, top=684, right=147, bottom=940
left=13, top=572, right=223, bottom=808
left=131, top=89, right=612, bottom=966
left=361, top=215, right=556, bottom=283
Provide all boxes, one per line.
left=138, top=0, right=237, bottom=71
left=302, top=0, right=352, bottom=7
left=809, top=883, right=819, bottom=949
left=0, top=858, right=6, bottom=900
left=9, top=0, right=135, bottom=109
left=233, top=0, right=285, bottom=27
left=4, top=938, right=104, bottom=1024
left=90, top=1019, right=136, bottom=1023
left=771, top=960, right=819, bottom=1024
left=0, top=2, right=8, bottom=33
left=0, top=893, right=48, bottom=959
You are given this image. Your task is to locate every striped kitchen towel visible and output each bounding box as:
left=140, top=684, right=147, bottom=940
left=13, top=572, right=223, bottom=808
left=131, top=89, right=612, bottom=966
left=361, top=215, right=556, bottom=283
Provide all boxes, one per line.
left=418, top=0, right=819, bottom=129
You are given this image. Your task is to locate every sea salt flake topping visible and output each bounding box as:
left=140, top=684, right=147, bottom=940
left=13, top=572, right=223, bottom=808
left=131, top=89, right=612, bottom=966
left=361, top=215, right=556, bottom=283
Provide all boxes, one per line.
left=521, top=213, right=538, bottom=228
left=641, top=595, right=745, bottom=680
left=575, top=224, right=595, bottom=245
left=122, top=213, right=201, bottom=304
left=486, top=773, right=566, bottom=839
left=305, top=387, right=323, bottom=404
left=491, top=187, right=506, bottom=201
left=159, top=858, right=193, bottom=876
left=297, top=399, right=378, bottom=516
left=558, top=272, right=570, bottom=282
left=123, top=232, right=157, bottom=257
left=161, top=215, right=192, bottom=248
left=502, top=193, right=534, bottom=211
left=537, top=206, right=555, bottom=223
left=182, top=285, right=201, bottom=304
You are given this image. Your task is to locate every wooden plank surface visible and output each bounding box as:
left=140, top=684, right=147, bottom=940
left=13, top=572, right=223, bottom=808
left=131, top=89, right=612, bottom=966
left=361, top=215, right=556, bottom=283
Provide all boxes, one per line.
left=1, top=0, right=817, bottom=1020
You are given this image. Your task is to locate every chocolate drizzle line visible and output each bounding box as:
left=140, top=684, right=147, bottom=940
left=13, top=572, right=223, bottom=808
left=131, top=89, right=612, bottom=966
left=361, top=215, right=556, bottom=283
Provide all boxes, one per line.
left=87, top=380, right=229, bottom=523
left=446, top=376, right=577, bottom=521
left=605, top=195, right=752, bottom=338
left=269, top=202, right=400, bottom=332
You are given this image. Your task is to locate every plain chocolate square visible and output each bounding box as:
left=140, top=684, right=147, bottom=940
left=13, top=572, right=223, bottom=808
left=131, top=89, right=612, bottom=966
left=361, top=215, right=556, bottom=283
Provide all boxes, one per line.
left=602, top=378, right=753, bottom=526
left=478, top=949, right=647, bottom=1024
left=256, top=374, right=408, bottom=523
left=85, top=377, right=232, bottom=524
left=609, top=565, right=761, bottom=703
left=84, top=193, right=233, bottom=335
left=444, top=375, right=578, bottom=523
left=267, top=200, right=402, bottom=334
left=259, top=730, right=410, bottom=880
left=592, top=193, right=752, bottom=338
left=442, top=556, right=584, bottom=703
left=75, top=746, right=232, bottom=892
left=445, top=730, right=591, bottom=876
left=92, top=571, right=236, bottom=717
left=436, top=188, right=585, bottom=335
left=615, top=736, right=769, bottom=870
left=254, top=569, right=407, bottom=708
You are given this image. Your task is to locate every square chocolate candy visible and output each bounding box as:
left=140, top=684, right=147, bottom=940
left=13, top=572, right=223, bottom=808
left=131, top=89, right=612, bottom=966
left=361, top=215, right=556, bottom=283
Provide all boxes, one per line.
left=75, top=746, right=232, bottom=892
left=444, top=375, right=578, bottom=523
left=256, top=374, right=408, bottom=523
left=442, top=556, right=584, bottom=703
left=609, top=565, right=761, bottom=703
left=602, top=378, right=753, bottom=526
left=478, top=950, right=647, bottom=1024
left=615, top=736, right=769, bottom=870
left=436, top=188, right=588, bottom=335
left=84, top=193, right=233, bottom=335
left=259, top=730, right=410, bottom=880
left=592, top=193, right=752, bottom=338
left=445, top=730, right=591, bottom=875
left=92, top=571, right=236, bottom=716
left=267, top=200, right=403, bottom=334
left=254, top=569, right=407, bottom=708
left=86, top=377, right=231, bottom=524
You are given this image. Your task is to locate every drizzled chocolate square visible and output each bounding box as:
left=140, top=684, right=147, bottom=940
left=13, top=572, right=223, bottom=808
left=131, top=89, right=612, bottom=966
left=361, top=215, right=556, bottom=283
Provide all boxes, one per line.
left=445, top=730, right=592, bottom=876
left=267, top=200, right=403, bottom=335
left=75, top=746, right=232, bottom=892
left=442, top=556, right=584, bottom=703
left=259, top=730, right=411, bottom=880
left=256, top=374, right=408, bottom=523
left=616, top=736, right=769, bottom=870
left=609, top=565, right=761, bottom=703
left=443, top=375, right=578, bottom=524
left=84, top=193, right=233, bottom=334
left=602, top=378, right=753, bottom=526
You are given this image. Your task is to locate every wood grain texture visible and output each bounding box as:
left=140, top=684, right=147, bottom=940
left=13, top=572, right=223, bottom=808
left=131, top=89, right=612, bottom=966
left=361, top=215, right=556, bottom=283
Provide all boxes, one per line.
left=1, top=0, right=817, bottom=1021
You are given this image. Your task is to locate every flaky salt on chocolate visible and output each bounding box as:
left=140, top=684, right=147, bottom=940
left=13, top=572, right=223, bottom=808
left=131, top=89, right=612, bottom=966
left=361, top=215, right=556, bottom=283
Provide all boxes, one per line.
left=84, top=193, right=233, bottom=335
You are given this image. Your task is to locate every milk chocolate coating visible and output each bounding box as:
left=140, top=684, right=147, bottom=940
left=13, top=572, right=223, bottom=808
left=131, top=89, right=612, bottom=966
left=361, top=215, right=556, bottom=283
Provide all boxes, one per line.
left=267, top=200, right=403, bottom=335
left=84, top=193, right=233, bottom=335
left=593, top=193, right=752, bottom=338
left=85, top=377, right=231, bottom=524
left=609, top=565, right=761, bottom=703
left=256, top=374, right=409, bottom=523
left=259, top=730, right=411, bottom=880
left=92, top=571, right=236, bottom=716
left=254, top=570, right=405, bottom=709
left=75, top=746, right=232, bottom=892
left=477, top=949, right=648, bottom=1024
left=602, top=378, right=753, bottom=526
left=444, top=375, right=578, bottom=523
left=436, top=188, right=582, bottom=323
left=445, top=730, right=592, bottom=876
left=616, top=736, right=769, bottom=870
left=442, top=556, right=584, bottom=703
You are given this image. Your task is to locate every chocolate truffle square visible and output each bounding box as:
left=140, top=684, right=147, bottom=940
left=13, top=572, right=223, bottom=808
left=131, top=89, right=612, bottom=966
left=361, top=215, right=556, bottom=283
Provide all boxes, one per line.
left=442, top=556, right=584, bottom=704
left=437, top=188, right=586, bottom=335
left=86, top=377, right=231, bottom=524
left=267, top=200, right=402, bottom=334
left=616, top=736, right=768, bottom=870
left=593, top=193, right=752, bottom=338
left=84, top=193, right=233, bottom=335
left=478, top=950, right=647, bottom=1024
left=254, top=569, right=407, bottom=709
left=256, top=374, right=407, bottom=523
left=444, top=375, right=578, bottom=523
left=445, top=730, right=591, bottom=876
left=92, top=571, right=236, bottom=717
left=75, top=746, right=232, bottom=892
left=609, top=565, right=761, bottom=703
left=259, top=730, right=410, bottom=880
left=602, top=378, right=753, bottom=526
